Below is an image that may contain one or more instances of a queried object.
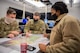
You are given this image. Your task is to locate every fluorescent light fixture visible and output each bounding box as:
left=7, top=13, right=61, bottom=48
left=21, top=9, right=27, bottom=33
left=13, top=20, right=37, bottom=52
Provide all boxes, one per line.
left=14, top=0, right=19, bottom=1
left=64, top=0, right=79, bottom=4
left=25, top=0, right=46, bottom=7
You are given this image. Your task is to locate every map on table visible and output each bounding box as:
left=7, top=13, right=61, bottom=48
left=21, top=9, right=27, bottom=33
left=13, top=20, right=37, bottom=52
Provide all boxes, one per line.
left=0, top=35, right=41, bottom=46
left=0, top=35, right=42, bottom=51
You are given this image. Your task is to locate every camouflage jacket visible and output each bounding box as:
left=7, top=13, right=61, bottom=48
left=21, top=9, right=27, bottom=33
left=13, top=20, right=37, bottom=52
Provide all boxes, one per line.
left=24, top=19, right=46, bottom=34
left=0, top=17, right=20, bottom=37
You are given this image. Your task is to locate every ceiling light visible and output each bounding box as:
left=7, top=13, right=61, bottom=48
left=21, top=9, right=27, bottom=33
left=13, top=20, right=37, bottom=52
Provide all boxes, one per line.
left=64, top=0, right=79, bottom=4
left=14, top=0, right=19, bottom=1
left=25, top=0, right=46, bottom=7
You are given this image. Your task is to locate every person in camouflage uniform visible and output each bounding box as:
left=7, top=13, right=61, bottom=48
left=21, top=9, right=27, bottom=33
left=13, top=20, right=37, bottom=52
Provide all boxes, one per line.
left=0, top=9, right=20, bottom=38
left=24, top=12, right=46, bottom=34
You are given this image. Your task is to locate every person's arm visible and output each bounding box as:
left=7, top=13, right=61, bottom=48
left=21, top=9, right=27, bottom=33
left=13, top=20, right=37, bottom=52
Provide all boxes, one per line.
left=46, top=20, right=80, bottom=53
left=0, top=31, right=11, bottom=38
left=24, top=20, right=31, bottom=33
left=11, top=21, right=20, bottom=32
left=0, top=22, right=10, bottom=37
left=31, top=30, right=43, bottom=34
left=9, top=21, right=20, bottom=36
left=45, top=23, right=49, bottom=29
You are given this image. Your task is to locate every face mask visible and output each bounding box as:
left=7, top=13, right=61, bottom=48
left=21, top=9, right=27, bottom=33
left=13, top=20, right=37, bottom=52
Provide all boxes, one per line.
left=51, top=14, right=58, bottom=21
left=5, top=17, right=16, bottom=24
left=33, top=19, right=38, bottom=23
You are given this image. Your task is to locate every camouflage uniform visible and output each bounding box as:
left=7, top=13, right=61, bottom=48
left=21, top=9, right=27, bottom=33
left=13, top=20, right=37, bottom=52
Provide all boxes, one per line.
left=24, top=19, right=46, bottom=34
left=0, top=17, right=20, bottom=37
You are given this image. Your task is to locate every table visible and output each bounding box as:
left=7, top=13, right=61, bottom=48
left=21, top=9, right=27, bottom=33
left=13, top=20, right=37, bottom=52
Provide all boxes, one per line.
left=0, top=34, right=49, bottom=53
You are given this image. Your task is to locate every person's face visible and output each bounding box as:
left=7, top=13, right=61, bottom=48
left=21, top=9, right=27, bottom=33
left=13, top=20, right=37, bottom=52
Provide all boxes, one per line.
left=33, top=15, right=40, bottom=20
left=7, top=13, right=16, bottom=19
left=51, top=8, right=60, bottom=16
left=51, top=8, right=58, bottom=21
left=5, top=13, right=16, bottom=24
left=51, top=8, right=56, bottom=15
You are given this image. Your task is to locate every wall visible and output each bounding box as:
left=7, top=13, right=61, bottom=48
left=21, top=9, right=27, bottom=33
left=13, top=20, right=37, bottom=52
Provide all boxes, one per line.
left=37, top=4, right=80, bottom=19
left=68, top=5, right=80, bottom=19
left=0, top=0, right=80, bottom=20
left=0, top=0, right=35, bottom=18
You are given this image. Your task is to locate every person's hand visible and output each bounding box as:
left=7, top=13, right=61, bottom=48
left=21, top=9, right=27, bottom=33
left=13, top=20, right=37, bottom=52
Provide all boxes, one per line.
left=10, top=31, right=19, bottom=35
left=39, top=44, right=46, bottom=52
left=25, top=32, right=30, bottom=37
left=8, top=34, right=15, bottom=38
left=25, top=32, right=31, bottom=37
left=28, top=30, right=32, bottom=34
left=43, top=33, right=49, bottom=38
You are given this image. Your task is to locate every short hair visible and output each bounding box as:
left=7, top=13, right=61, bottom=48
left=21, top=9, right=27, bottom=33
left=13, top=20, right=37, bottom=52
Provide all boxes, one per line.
left=7, top=9, right=16, bottom=15
left=33, top=12, right=40, bottom=17
left=51, top=1, right=68, bottom=14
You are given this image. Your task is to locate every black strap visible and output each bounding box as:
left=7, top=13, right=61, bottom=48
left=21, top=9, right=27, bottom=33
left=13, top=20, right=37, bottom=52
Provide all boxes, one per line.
left=54, top=20, right=61, bottom=26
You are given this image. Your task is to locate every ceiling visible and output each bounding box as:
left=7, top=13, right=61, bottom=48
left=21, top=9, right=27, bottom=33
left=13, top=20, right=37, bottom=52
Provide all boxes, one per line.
left=49, top=0, right=79, bottom=4
left=6, top=0, right=80, bottom=7
left=1, top=0, right=80, bottom=13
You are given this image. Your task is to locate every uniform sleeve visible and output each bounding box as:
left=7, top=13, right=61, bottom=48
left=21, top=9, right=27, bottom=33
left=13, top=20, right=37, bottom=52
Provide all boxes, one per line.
left=0, top=21, right=10, bottom=37
left=11, top=21, right=20, bottom=32
left=24, top=20, right=31, bottom=33
left=45, top=23, right=49, bottom=29
left=0, top=30, right=10, bottom=37
left=41, top=22, right=47, bottom=33
left=46, top=20, right=80, bottom=53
